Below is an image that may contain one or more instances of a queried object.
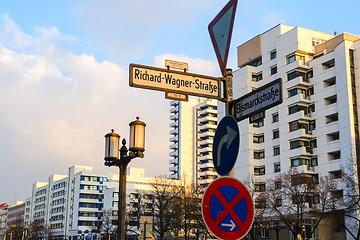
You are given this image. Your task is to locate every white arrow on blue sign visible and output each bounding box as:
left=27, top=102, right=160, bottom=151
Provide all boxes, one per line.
left=212, top=116, right=239, bottom=176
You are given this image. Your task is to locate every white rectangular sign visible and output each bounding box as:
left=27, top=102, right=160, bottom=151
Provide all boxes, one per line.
left=129, top=64, right=221, bottom=99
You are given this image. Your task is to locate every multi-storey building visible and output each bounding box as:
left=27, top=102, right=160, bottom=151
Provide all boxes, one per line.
left=0, top=204, right=8, bottom=239
left=169, top=99, right=218, bottom=189
left=24, top=165, right=163, bottom=240
left=230, top=24, right=360, bottom=239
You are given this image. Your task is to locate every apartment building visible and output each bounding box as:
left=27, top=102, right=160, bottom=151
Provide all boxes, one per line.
left=24, top=165, right=160, bottom=240
left=230, top=24, right=360, bottom=239
left=169, top=99, right=218, bottom=189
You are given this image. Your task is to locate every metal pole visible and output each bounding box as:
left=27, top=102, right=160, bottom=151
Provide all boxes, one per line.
left=118, top=161, right=129, bottom=240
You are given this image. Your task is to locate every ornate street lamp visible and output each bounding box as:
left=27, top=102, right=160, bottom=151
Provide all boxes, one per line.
left=104, top=117, right=146, bottom=240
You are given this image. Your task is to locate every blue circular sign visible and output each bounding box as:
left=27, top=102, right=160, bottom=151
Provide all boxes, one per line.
left=212, top=116, right=239, bottom=176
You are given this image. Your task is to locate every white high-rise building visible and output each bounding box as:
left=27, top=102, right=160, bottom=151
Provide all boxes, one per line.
left=24, top=165, right=163, bottom=240
left=169, top=99, right=218, bottom=189
left=230, top=24, right=360, bottom=239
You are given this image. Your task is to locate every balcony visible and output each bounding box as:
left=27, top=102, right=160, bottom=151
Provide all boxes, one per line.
left=170, top=100, right=178, bottom=107
left=198, top=147, right=212, bottom=153
left=199, top=162, right=214, bottom=169
left=289, top=146, right=314, bottom=156
left=287, top=94, right=311, bottom=105
left=199, top=116, right=217, bottom=123
left=199, top=131, right=215, bottom=138
left=292, top=164, right=315, bottom=174
left=169, top=166, right=177, bottom=172
left=169, top=158, right=177, bottom=164
left=169, top=128, right=178, bottom=135
left=199, top=124, right=217, bottom=131
left=170, top=114, right=178, bottom=120
left=170, top=106, right=178, bottom=113
left=198, top=108, right=217, bottom=116
left=169, top=136, right=177, bottom=142
left=169, top=143, right=178, bottom=149
left=284, top=76, right=310, bottom=89
left=199, top=154, right=212, bottom=161
left=199, top=139, right=213, bottom=146
left=288, top=128, right=313, bottom=140
left=170, top=121, right=178, bottom=128
left=169, top=150, right=178, bottom=157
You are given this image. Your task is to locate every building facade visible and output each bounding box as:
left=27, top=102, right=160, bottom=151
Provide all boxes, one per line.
left=24, top=165, right=162, bottom=240
left=230, top=24, right=360, bottom=239
left=169, top=99, right=218, bottom=189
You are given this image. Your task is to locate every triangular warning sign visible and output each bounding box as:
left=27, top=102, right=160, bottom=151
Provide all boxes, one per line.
left=208, top=0, right=237, bottom=76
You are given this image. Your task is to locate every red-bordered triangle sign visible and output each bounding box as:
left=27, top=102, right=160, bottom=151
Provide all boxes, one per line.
left=208, top=0, right=237, bottom=76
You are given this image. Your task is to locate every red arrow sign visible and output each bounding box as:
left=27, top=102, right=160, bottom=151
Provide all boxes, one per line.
left=208, top=0, right=238, bottom=76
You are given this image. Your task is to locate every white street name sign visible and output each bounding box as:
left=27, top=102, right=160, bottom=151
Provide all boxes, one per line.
left=129, top=64, right=221, bottom=100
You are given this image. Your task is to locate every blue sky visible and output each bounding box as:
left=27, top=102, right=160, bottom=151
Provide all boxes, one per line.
left=0, top=0, right=359, bottom=204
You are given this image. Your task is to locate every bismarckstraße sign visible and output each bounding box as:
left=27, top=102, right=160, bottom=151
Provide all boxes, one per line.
left=129, top=64, right=221, bottom=100
left=229, top=78, right=282, bottom=122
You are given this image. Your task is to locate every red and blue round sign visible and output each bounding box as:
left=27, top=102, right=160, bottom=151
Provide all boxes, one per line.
left=202, top=177, right=254, bottom=240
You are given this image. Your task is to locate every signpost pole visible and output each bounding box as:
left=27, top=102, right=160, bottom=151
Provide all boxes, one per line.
left=223, top=69, right=235, bottom=177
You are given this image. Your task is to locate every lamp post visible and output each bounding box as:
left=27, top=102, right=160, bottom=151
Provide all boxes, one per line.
left=104, top=117, right=146, bottom=240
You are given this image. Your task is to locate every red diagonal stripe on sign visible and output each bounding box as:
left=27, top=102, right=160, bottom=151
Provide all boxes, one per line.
left=212, top=188, right=245, bottom=227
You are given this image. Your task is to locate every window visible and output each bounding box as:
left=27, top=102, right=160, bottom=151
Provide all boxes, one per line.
left=287, top=54, right=296, bottom=64
left=322, top=59, right=335, bottom=69
left=275, top=181, right=281, bottom=189
left=253, top=134, right=264, bottom=143
left=288, top=87, right=307, bottom=98
left=288, top=104, right=308, bottom=115
left=274, top=146, right=280, bottom=156
left=331, top=190, right=343, bottom=199
left=252, top=72, right=263, bottom=82
left=291, top=157, right=309, bottom=167
left=273, top=130, right=279, bottom=139
left=289, top=120, right=310, bottom=132
left=274, top=163, right=280, bottom=172
left=329, top=170, right=342, bottom=179
left=325, top=95, right=337, bottom=105
left=326, top=113, right=338, bottom=124
left=275, top=198, right=282, bottom=207
left=270, top=50, right=277, bottom=60
left=272, top=113, right=279, bottom=122
left=311, top=157, right=318, bottom=167
left=327, top=131, right=340, bottom=142
left=287, top=70, right=308, bottom=81
left=287, top=54, right=305, bottom=65
left=324, top=77, right=336, bottom=87
left=271, top=65, right=277, bottom=75
left=254, top=150, right=265, bottom=159
left=254, top=183, right=266, bottom=192
left=255, top=200, right=266, bottom=209
left=253, top=118, right=264, bottom=127
left=328, top=150, right=341, bottom=160
left=254, top=166, right=265, bottom=175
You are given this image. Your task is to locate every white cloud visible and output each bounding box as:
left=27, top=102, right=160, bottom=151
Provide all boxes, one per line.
left=0, top=16, right=218, bottom=203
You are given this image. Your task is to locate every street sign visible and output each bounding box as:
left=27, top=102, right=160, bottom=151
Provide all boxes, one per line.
left=208, top=0, right=238, bottom=76
left=213, top=116, right=239, bottom=176
left=165, top=91, right=188, bottom=101
left=229, top=78, right=282, bottom=122
left=165, top=59, right=188, bottom=71
left=202, top=177, right=254, bottom=240
left=129, top=64, right=221, bottom=100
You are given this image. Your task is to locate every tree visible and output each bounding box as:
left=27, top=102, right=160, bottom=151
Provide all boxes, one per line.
left=6, top=215, right=25, bottom=240
left=100, top=209, right=116, bottom=240
left=325, top=171, right=360, bottom=240
left=257, top=168, right=338, bottom=240
left=150, top=176, right=179, bottom=240
left=26, top=219, right=50, bottom=240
